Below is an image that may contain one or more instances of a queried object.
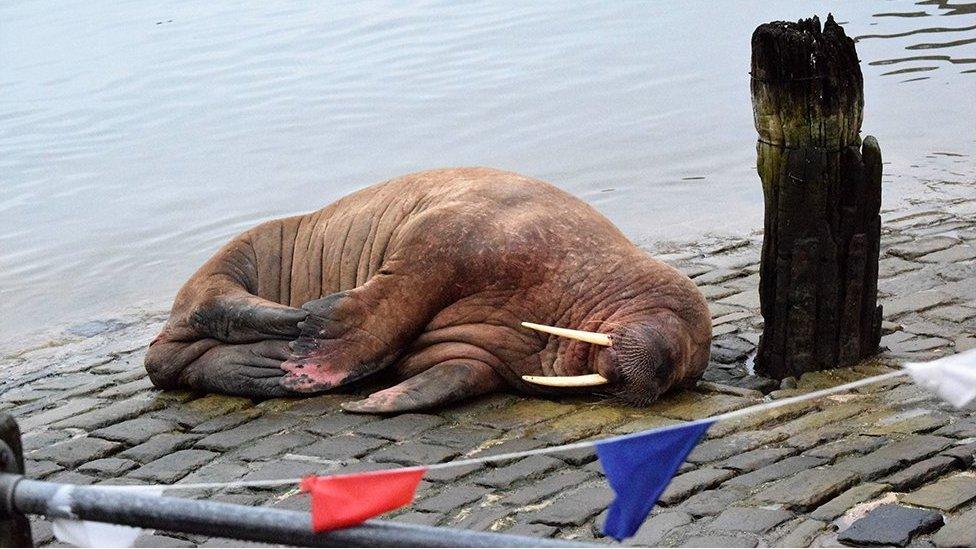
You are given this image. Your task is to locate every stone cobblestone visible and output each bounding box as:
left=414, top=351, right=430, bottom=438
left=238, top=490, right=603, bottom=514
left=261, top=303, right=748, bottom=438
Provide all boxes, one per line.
left=414, top=485, right=490, bottom=513
left=774, top=519, right=827, bottom=547
left=2, top=194, right=975, bottom=547
left=25, top=460, right=61, bottom=479
left=92, top=417, right=177, bottom=445
left=119, top=433, right=202, bottom=463
left=195, top=415, right=301, bottom=451
left=129, top=449, right=219, bottom=483
left=19, top=398, right=102, bottom=431
left=474, top=455, right=563, bottom=488
left=371, top=441, right=459, bottom=465
left=836, top=434, right=953, bottom=480
left=676, top=487, right=748, bottom=517
left=627, top=511, right=692, bottom=546
left=230, top=431, right=317, bottom=461
left=500, top=469, right=595, bottom=507
left=757, top=467, right=859, bottom=510
left=687, top=430, right=785, bottom=464
left=708, top=507, right=793, bottom=534
left=680, top=534, right=757, bottom=547
left=837, top=504, right=943, bottom=547
left=808, top=482, right=889, bottom=521
left=932, top=507, right=976, bottom=547
left=528, top=483, right=614, bottom=526
left=29, top=436, right=121, bottom=468
left=805, top=435, right=887, bottom=461
left=355, top=413, right=445, bottom=441
left=76, top=457, right=139, bottom=477
left=50, top=395, right=164, bottom=430
left=182, top=409, right=263, bottom=435
left=719, top=447, right=796, bottom=473
left=940, top=441, right=976, bottom=465
left=901, top=474, right=976, bottom=511
left=724, top=456, right=828, bottom=489
left=880, top=454, right=959, bottom=490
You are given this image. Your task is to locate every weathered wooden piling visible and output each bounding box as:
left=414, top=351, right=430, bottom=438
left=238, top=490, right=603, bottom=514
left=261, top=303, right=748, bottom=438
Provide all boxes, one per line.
left=752, top=15, right=883, bottom=379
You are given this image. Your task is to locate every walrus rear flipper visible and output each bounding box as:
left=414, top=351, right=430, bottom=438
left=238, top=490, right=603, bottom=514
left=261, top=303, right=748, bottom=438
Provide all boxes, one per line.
left=145, top=225, right=310, bottom=396
left=341, top=359, right=502, bottom=414
left=188, top=290, right=309, bottom=343
left=146, top=338, right=293, bottom=398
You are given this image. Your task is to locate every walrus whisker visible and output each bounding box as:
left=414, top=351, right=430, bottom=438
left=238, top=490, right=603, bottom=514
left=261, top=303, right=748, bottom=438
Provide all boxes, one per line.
left=520, top=321, right=613, bottom=346
left=521, top=373, right=610, bottom=387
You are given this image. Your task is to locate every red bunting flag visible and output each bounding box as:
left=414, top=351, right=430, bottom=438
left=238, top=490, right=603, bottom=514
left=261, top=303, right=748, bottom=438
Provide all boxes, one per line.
left=301, top=467, right=428, bottom=531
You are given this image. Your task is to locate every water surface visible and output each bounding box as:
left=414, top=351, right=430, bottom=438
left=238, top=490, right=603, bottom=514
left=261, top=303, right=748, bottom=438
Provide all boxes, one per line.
left=2, top=1, right=974, bottom=341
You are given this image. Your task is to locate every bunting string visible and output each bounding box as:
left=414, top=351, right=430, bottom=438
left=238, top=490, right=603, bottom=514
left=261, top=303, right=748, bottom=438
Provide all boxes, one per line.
left=45, top=350, right=976, bottom=543
left=97, top=367, right=911, bottom=493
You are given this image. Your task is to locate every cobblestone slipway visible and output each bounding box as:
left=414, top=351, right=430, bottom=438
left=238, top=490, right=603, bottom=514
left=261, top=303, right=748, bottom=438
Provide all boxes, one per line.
left=3, top=193, right=975, bottom=548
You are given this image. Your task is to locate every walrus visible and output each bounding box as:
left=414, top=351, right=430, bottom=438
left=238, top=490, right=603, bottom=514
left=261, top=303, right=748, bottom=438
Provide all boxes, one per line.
left=145, top=168, right=711, bottom=413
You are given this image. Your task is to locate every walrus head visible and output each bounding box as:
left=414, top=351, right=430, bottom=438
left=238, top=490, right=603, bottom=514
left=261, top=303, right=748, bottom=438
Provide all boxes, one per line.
left=521, top=314, right=698, bottom=406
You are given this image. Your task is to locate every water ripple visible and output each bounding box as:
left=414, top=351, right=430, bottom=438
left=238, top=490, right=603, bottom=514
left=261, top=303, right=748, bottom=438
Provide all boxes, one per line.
left=1, top=0, right=973, bottom=338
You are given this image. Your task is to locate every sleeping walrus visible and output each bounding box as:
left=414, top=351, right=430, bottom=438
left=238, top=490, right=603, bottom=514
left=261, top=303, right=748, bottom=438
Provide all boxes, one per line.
left=146, top=168, right=711, bottom=413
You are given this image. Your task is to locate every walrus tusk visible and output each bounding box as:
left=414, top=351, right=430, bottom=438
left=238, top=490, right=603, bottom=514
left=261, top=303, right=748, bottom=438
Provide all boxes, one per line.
left=521, top=373, right=610, bottom=387
left=520, top=321, right=613, bottom=346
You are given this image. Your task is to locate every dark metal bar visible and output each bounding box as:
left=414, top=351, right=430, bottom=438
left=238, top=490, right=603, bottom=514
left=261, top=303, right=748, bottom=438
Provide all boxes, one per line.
left=5, top=476, right=593, bottom=547
left=0, top=413, right=32, bottom=547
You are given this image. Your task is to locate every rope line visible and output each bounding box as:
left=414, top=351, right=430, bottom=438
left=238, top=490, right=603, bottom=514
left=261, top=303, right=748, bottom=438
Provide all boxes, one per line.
left=94, top=368, right=911, bottom=492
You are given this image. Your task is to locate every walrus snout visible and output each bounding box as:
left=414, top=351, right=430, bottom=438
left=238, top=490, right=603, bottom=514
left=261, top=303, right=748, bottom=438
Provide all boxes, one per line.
left=518, top=319, right=672, bottom=403
left=606, top=325, right=673, bottom=406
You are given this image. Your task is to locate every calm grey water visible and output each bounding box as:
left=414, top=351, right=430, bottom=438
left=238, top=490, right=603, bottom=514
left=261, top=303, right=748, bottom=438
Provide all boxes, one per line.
left=2, top=1, right=974, bottom=342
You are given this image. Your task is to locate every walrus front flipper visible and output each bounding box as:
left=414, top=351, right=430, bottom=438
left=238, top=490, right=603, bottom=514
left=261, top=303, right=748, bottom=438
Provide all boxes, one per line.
left=341, top=359, right=502, bottom=414
left=280, top=268, right=452, bottom=393
left=279, top=291, right=383, bottom=391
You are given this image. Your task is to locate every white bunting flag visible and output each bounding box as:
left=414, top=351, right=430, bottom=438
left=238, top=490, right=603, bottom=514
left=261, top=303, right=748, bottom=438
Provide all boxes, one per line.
left=904, top=349, right=976, bottom=409
left=51, top=487, right=163, bottom=548
left=52, top=519, right=144, bottom=548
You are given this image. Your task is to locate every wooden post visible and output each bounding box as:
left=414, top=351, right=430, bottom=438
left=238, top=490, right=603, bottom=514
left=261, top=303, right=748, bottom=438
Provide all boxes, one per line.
left=752, top=15, right=883, bottom=379
left=0, top=413, right=32, bottom=548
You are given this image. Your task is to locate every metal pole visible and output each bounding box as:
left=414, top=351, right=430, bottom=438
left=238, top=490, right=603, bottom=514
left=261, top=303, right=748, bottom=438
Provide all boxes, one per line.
left=4, top=477, right=593, bottom=548
left=0, top=413, right=32, bottom=547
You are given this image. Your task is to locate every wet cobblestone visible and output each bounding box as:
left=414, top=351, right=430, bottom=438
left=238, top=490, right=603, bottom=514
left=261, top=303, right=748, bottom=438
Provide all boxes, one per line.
left=2, top=194, right=975, bottom=546
left=837, top=504, right=943, bottom=547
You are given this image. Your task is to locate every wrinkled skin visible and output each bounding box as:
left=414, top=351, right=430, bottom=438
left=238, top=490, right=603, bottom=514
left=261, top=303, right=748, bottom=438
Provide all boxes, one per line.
left=146, top=168, right=711, bottom=413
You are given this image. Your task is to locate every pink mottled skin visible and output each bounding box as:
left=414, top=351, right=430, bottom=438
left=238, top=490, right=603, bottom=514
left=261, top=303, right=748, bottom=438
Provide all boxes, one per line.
left=145, top=168, right=711, bottom=413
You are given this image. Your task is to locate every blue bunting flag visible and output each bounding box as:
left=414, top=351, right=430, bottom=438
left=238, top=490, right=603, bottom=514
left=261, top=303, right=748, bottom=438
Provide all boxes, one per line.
left=595, top=420, right=713, bottom=540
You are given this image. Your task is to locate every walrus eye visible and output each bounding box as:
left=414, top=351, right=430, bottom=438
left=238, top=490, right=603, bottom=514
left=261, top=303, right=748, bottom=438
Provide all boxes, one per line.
left=520, top=321, right=613, bottom=346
